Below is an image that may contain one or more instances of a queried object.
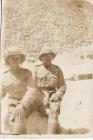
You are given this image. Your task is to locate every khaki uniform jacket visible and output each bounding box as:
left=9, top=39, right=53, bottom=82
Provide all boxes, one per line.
left=35, top=63, right=66, bottom=98
left=1, top=68, right=37, bottom=109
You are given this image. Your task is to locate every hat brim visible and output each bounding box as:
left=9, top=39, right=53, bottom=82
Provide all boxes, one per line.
left=5, top=53, right=25, bottom=64
left=39, top=52, right=56, bottom=61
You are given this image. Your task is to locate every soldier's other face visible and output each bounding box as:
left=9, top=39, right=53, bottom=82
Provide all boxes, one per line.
left=7, top=55, right=21, bottom=69
left=42, top=54, right=52, bottom=65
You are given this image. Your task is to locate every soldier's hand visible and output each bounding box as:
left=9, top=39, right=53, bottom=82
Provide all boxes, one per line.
left=50, top=93, right=61, bottom=102
left=15, top=104, right=27, bottom=118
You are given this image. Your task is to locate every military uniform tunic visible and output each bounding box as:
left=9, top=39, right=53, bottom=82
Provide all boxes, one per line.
left=35, top=63, right=66, bottom=99
left=35, top=63, right=66, bottom=112
left=1, top=67, right=46, bottom=134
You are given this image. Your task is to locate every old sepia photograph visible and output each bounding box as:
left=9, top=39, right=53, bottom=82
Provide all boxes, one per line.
left=0, top=0, right=93, bottom=138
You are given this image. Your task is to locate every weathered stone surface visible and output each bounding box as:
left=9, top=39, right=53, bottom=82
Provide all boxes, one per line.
left=2, top=0, right=93, bottom=54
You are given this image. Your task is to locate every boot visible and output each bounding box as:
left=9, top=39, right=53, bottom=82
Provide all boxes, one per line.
left=47, top=118, right=59, bottom=134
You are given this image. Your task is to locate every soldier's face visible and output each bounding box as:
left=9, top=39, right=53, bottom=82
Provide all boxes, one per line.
left=7, top=55, right=21, bottom=69
left=42, top=54, right=52, bottom=65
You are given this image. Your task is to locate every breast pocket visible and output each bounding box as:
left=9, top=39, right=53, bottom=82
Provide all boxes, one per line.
left=46, top=73, right=58, bottom=88
left=36, top=75, right=47, bottom=87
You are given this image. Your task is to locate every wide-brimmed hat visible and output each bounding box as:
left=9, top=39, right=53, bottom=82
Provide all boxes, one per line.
left=4, top=48, right=25, bottom=64
left=39, top=47, right=56, bottom=61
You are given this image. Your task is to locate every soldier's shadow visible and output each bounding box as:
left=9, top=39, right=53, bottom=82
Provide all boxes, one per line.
left=26, top=111, right=89, bottom=135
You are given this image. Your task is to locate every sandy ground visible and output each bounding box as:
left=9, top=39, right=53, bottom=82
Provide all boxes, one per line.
left=60, top=80, right=93, bottom=132
left=1, top=79, right=93, bottom=137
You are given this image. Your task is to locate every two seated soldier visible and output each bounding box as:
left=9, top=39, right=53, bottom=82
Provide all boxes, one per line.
left=1, top=47, right=66, bottom=134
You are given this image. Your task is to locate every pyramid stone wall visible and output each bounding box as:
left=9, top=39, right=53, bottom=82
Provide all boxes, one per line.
left=2, top=0, right=93, bottom=54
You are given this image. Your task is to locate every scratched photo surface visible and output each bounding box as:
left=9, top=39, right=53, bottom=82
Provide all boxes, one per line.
left=0, top=0, right=93, bottom=138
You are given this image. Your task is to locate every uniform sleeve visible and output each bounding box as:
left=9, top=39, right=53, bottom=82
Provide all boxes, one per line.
left=26, top=70, right=36, bottom=88
left=20, top=69, right=37, bottom=109
left=56, top=68, right=66, bottom=98
left=33, top=65, right=40, bottom=88
left=0, top=85, right=6, bottom=99
left=57, top=68, right=66, bottom=89
left=0, top=73, right=7, bottom=99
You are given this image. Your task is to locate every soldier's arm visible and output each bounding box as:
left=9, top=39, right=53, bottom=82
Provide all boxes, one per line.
left=26, top=70, right=36, bottom=88
left=56, top=68, right=66, bottom=99
left=0, top=73, right=7, bottom=99
left=20, top=70, right=37, bottom=109
left=0, top=85, right=6, bottom=99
